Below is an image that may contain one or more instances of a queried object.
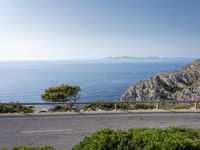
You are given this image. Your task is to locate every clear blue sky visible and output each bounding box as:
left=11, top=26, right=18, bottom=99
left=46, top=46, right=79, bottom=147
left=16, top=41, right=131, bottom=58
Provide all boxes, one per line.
left=0, top=0, right=200, bottom=60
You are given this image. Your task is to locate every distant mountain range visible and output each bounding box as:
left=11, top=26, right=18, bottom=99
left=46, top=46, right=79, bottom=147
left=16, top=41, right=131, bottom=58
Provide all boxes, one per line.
left=106, top=56, right=194, bottom=59
left=104, top=56, right=195, bottom=62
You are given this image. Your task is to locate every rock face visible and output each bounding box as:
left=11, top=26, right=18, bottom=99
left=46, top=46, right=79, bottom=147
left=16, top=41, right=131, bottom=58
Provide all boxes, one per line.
left=121, top=59, right=200, bottom=101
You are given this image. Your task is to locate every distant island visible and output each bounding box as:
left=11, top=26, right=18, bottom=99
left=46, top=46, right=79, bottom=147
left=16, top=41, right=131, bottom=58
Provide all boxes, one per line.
left=105, top=56, right=195, bottom=62
left=121, top=59, right=200, bottom=101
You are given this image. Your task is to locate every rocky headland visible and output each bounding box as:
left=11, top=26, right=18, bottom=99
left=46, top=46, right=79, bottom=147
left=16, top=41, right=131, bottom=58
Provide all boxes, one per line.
left=121, top=59, right=200, bottom=101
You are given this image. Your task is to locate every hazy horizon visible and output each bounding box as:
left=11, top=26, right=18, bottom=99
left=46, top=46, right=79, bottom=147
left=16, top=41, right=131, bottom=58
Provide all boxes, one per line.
left=0, top=56, right=197, bottom=61
left=1, top=0, right=200, bottom=60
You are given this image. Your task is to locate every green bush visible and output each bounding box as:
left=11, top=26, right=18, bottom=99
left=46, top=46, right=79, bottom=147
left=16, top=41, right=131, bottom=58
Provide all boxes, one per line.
left=72, top=129, right=128, bottom=150
left=134, top=103, right=155, bottom=110
left=49, top=105, right=73, bottom=112
left=2, top=146, right=55, bottom=150
left=81, top=103, right=155, bottom=111
left=0, top=105, right=16, bottom=113
left=96, top=103, right=115, bottom=110
left=160, top=103, right=192, bottom=109
left=81, top=104, right=96, bottom=111
left=20, top=106, right=34, bottom=113
left=81, top=103, right=115, bottom=111
left=128, top=127, right=200, bottom=150
left=72, top=127, right=200, bottom=150
left=116, top=103, right=132, bottom=110
left=0, top=105, right=33, bottom=113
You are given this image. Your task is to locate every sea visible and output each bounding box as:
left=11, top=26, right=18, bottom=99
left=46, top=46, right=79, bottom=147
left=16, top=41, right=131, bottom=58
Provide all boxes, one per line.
left=0, top=58, right=195, bottom=103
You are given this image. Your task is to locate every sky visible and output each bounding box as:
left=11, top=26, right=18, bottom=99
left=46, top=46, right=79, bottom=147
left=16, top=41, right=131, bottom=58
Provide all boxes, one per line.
left=0, top=0, right=200, bottom=60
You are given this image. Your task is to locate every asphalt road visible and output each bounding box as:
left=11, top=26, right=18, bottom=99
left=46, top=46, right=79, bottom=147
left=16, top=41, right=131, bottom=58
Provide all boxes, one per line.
left=0, top=112, right=200, bottom=150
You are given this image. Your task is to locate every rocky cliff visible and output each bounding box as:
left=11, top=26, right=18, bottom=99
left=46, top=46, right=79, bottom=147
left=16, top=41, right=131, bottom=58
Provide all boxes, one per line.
left=121, top=59, right=200, bottom=101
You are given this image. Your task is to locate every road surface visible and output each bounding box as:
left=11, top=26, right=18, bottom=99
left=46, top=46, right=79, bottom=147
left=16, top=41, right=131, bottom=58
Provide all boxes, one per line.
left=0, top=112, right=200, bottom=150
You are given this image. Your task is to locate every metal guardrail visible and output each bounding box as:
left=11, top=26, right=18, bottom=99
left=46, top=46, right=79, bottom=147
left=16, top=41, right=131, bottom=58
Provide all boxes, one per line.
left=0, top=100, right=199, bottom=112
left=0, top=100, right=199, bottom=105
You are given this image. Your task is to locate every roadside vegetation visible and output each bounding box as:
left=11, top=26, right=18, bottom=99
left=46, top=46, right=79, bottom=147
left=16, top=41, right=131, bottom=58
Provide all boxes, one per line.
left=45, top=101, right=200, bottom=112
left=81, top=102, right=155, bottom=111
left=48, top=102, right=156, bottom=112
left=159, top=102, right=192, bottom=109
left=72, top=127, right=200, bottom=150
left=4, top=127, right=200, bottom=150
left=48, top=105, right=78, bottom=112
left=0, top=102, right=197, bottom=113
left=0, top=104, right=33, bottom=113
left=1, top=84, right=198, bottom=113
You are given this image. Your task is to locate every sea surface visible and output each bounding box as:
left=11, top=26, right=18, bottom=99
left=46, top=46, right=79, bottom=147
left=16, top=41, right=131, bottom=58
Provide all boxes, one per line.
left=0, top=59, right=194, bottom=102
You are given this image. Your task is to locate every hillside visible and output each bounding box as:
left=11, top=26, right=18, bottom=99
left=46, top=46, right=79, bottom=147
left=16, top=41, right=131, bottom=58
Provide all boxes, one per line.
left=121, top=59, right=200, bottom=101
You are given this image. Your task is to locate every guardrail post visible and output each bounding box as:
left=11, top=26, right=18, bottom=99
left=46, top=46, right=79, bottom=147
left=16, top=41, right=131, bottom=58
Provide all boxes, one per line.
left=156, top=101, right=160, bottom=110
left=114, top=103, right=117, bottom=110
left=16, top=101, right=20, bottom=113
left=69, top=105, right=72, bottom=112
left=194, top=101, right=198, bottom=110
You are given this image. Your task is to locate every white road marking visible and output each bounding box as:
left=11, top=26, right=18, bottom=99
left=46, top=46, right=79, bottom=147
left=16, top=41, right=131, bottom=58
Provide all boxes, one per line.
left=21, top=129, right=72, bottom=134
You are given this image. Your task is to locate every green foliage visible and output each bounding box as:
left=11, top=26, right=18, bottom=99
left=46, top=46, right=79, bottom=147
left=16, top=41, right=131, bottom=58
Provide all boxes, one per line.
left=81, top=103, right=114, bottom=111
left=0, top=105, right=16, bottom=113
left=72, top=127, right=200, bottom=150
left=81, top=103, right=155, bottom=111
left=72, top=129, right=128, bottom=150
left=116, top=103, right=132, bottom=110
left=0, top=105, right=33, bottom=113
left=128, top=127, right=200, bottom=150
left=81, top=103, right=132, bottom=111
left=2, top=146, right=55, bottom=150
left=20, top=105, right=34, bottom=113
left=81, top=104, right=97, bottom=111
left=134, top=103, right=155, bottom=110
left=49, top=105, right=76, bottom=112
left=41, top=84, right=81, bottom=102
left=160, top=103, right=192, bottom=109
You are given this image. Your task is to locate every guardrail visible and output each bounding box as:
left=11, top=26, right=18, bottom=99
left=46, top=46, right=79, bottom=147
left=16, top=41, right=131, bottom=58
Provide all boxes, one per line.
left=0, top=100, right=199, bottom=112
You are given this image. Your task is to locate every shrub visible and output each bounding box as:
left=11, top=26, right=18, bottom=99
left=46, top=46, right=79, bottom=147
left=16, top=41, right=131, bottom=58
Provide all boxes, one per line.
left=49, top=105, right=75, bottom=112
left=0, top=105, right=33, bottom=113
left=72, top=129, right=128, bottom=150
left=81, top=104, right=97, bottom=111
left=81, top=103, right=115, bottom=111
left=128, top=127, right=200, bottom=150
left=116, top=103, right=132, bottom=110
left=134, top=103, right=155, bottom=110
left=2, top=146, right=56, bottom=150
left=96, top=103, right=115, bottom=110
left=72, top=127, right=200, bottom=150
left=20, top=105, right=34, bottom=113
left=160, top=103, right=192, bottom=109
left=0, top=105, right=16, bottom=113
left=81, top=103, right=156, bottom=111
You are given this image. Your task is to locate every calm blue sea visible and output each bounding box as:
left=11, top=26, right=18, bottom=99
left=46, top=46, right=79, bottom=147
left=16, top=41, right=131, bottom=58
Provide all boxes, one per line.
left=0, top=59, right=194, bottom=102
